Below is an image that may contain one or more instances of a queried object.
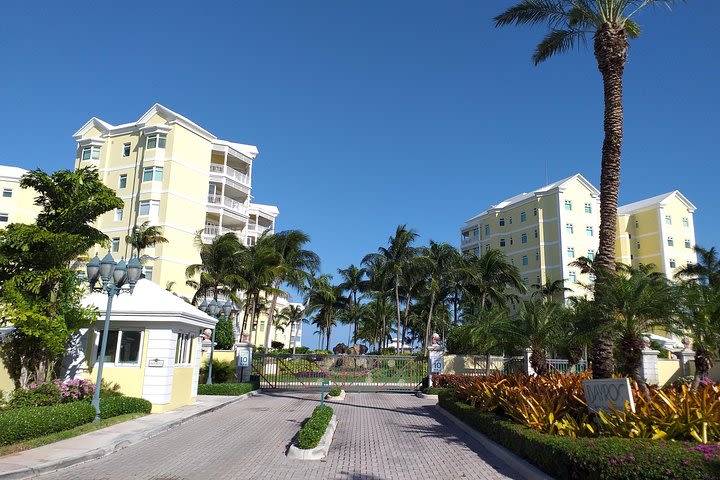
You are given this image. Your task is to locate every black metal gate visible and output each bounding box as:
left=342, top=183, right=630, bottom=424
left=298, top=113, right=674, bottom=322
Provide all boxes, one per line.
left=251, top=354, right=427, bottom=392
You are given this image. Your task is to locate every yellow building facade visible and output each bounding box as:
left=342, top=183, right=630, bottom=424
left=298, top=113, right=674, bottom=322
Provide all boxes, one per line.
left=461, top=174, right=698, bottom=299
left=72, top=104, right=279, bottom=298
left=249, top=295, right=304, bottom=349
left=0, top=165, right=42, bottom=226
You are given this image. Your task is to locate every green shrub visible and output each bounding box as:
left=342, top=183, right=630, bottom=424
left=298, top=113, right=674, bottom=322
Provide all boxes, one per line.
left=329, top=386, right=342, bottom=397
left=197, top=382, right=255, bottom=396
left=438, top=391, right=720, bottom=480
left=214, top=317, right=235, bottom=350
left=0, top=402, right=95, bottom=446
left=99, top=396, right=152, bottom=419
left=100, top=379, right=124, bottom=397
left=199, top=359, right=237, bottom=384
left=297, top=405, right=333, bottom=449
left=9, top=382, right=61, bottom=408
left=421, top=387, right=448, bottom=395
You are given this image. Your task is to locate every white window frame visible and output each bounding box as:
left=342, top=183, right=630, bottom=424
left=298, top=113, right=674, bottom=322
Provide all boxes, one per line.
left=0, top=213, right=8, bottom=222
left=142, top=166, right=164, bottom=182
left=587, top=250, right=595, bottom=260
left=568, top=272, right=577, bottom=283
left=522, top=255, right=528, bottom=266
left=138, top=199, right=160, bottom=218
left=682, top=217, right=689, bottom=227
left=174, top=332, right=195, bottom=366
left=111, top=237, right=120, bottom=252
left=122, top=143, right=131, bottom=157
left=143, top=265, right=153, bottom=280
left=499, top=238, right=506, bottom=247
left=685, top=239, right=691, bottom=249
left=2, top=188, right=11, bottom=198
left=586, top=226, right=594, bottom=237
left=118, top=174, right=127, bottom=189
left=114, top=208, right=123, bottom=222
left=566, top=223, right=574, bottom=234
left=94, top=329, right=144, bottom=367
left=521, top=233, right=527, bottom=244
left=499, top=218, right=505, bottom=227
left=564, top=200, right=572, bottom=211
left=567, top=247, right=575, bottom=259
left=669, top=259, right=676, bottom=269
left=81, top=145, right=101, bottom=161
left=485, top=225, right=490, bottom=236
left=667, top=236, right=674, bottom=247
left=146, top=133, right=167, bottom=150
left=665, top=215, right=672, bottom=225
left=584, top=203, right=592, bottom=213
left=520, top=211, right=526, bottom=222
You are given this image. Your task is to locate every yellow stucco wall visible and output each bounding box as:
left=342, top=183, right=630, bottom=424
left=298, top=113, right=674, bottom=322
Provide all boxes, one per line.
left=658, top=359, right=685, bottom=387
left=0, top=174, right=41, bottom=226
left=0, top=357, right=14, bottom=394
left=155, top=367, right=196, bottom=413
left=443, top=354, right=504, bottom=375
left=202, top=350, right=236, bottom=364
left=82, top=328, right=150, bottom=398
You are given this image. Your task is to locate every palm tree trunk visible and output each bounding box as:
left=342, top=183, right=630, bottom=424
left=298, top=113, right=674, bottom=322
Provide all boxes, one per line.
left=263, top=279, right=282, bottom=353
left=402, top=291, right=412, bottom=353
left=692, top=346, right=712, bottom=391
left=394, top=278, right=402, bottom=352
left=325, top=311, right=332, bottom=352
left=590, top=24, right=628, bottom=380
left=622, top=334, right=650, bottom=399
left=424, top=290, right=436, bottom=354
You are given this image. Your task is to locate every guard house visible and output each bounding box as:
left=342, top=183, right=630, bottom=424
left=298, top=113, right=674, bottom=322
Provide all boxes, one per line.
left=63, top=279, right=217, bottom=413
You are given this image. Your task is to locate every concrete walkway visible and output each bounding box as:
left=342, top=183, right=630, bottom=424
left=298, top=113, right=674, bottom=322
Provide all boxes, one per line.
left=0, top=393, right=259, bottom=480
left=35, top=392, right=526, bottom=480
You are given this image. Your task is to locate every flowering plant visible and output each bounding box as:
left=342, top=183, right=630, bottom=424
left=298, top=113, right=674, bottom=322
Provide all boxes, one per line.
left=53, top=378, right=95, bottom=403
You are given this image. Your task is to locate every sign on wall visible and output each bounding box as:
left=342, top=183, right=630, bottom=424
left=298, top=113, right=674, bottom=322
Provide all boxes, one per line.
left=237, top=351, right=251, bottom=367
left=582, top=378, right=635, bottom=413
left=429, top=351, right=444, bottom=374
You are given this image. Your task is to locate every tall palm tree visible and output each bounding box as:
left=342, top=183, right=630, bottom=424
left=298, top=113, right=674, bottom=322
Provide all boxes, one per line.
left=679, top=284, right=720, bottom=390
left=280, top=304, right=306, bottom=354
left=126, top=221, right=169, bottom=260
left=510, top=300, right=563, bottom=375
left=262, top=230, right=319, bottom=353
left=421, top=241, right=459, bottom=353
left=338, top=264, right=367, bottom=343
left=363, top=224, right=418, bottom=352
left=460, top=249, right=525, bottom=309
left=676, top=245, right=720, bottom=287
left=306, top=274, right=345, bottom=350
left=531, top=278, right=570, bottom=304
left=185, top=232, right=243, bottom=305
left=464, top=307, right=514, bottom=375
left=398, top=255, right=427, bottom=351
left=495, top=0, right=679, bottom=379
left=362, top=255, right=395, bottom=350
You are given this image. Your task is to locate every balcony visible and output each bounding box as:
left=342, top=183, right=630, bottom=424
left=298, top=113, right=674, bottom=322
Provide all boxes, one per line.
left=201, top=225, right=241, bottom=243
left=207, top=194, right=248, bottom=221
left=247, top=223, right=273, bottom=234
left=209, top=164, right=250, bottom=188
left=461, top=235, right=479, bottom=245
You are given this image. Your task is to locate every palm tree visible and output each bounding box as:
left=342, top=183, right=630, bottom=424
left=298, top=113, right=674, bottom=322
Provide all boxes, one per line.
left=531, top=278, right=570, bottom=303
left=185, top=232, right=242, bottom=305
left=676, top=245, right=720, bottom=287
left=421, top=241, right=459, bottom=353
left=362, top=255, right=395, bottom=350
left=679, top=284, right=720, bottom=390
left=363, top=225, right=418, bottom=352
left=460, top=249, right=525, bottom=309
left=510, top=300, right=563, bottom=376
left=398, top=255, right=427, bottom=351
left=126, top=221, right=169, bottom=260
left=279, top=304, right=306, bottom=354
left=262, top=230, right=319, bottom=353
left=464, top=307, right=513, bottom=375
left=495, top=0, right=679, bottom=379
left=338, top=264, right=366, bottom=343
left=306, top=275, right=345, bottom=350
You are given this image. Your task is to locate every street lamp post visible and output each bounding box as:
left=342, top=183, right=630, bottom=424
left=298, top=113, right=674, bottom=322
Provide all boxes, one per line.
left=86, top=252, right=142, bottom=423
left=198, top=298, right=233, bottom=385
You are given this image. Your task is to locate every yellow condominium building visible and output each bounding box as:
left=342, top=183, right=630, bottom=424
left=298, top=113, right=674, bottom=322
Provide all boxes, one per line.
left=72, top=104, right=278, bottom=298
left=461, top=174, right=698, bottom=300
left=616, top=191, right=697, bottom=279
left=0, top=165, right=41, bottom=226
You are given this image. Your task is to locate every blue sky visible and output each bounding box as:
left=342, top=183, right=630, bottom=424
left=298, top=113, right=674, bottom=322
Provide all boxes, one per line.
left=1, top=1, right=717, bottom=348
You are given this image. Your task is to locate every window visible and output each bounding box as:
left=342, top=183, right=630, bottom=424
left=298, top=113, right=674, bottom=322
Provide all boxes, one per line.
left=631, top=254, right=634, bottom=260
left=567, top=247, right=575, bottom=259
left=533, top=208, right=537, bottom=216
left=139, top=199, right=160, bottom=217
left=535, top=251, right=540, bottom=261
left=472, top=227, right=479, bottom=239
left=667, top=237, right=674, bottom=247
left=485, top=244, right=490, bottom=253
left=118, top=174, right=127, bottom=189
left=534, top=229, right=538, bottom=239
left=499, top=238, right=506, bottom=247
left=521, top=233, right=527, bottom=244
left=568, top=272, right=577, bottom=283
left=566, top=223, right=574, bottom=234
left=584, top=202, right=592, bottom=213
left=521, top=211, right=526, bottom=222
left=586, top=226, right=594, bottom=237
left=589, top=273, right=596, bottom=283
left=473, top=246, right=480, bottom=257
left=81, top=145, right=100, bottom=161
left=143, top=266, right=153, bottom=281
left=0, top=213, right=8, bottom=222
left=669, top=259, right=676, bottom=269
left=122, top=143, right=131, bottom=157
left=499, top=218, right=505, bottom=227
left=665, top=215, right=672, bottom=225
left=636, top=241, right=641, bottom=250
left=142, top=166, right=163, bottom=182
left=146, top=133, right=167, bottom=150
left=485, top=225, right=490, bottom=236
left=2, top=188, right=11, bottom=198
left=511, top=258, right=515, bottom=265
left=522, top=255, right=528, bottom=266
left=174, top=333, right=195, bottom=365
left=536, top=276, right=541, bottom=285
left=509, top=216, right=513, bottom=225
left=509, top=237, right=514, bottom=245
left=685, top=239, right=691, bottom=249
left=114, top=208, right=123, bottom=221
left=523, top=277, right=529, bottom=286
left=564, top=200, right=572, bottom=211
left=682, top=217, right=689, bottom=227
left=634, top=220, right=639, bottom=229
left=587, top=250, right=595, bottom=261
left=111, top=237, right=120, bottom=252
left=96, top=330, right=142, bottom=365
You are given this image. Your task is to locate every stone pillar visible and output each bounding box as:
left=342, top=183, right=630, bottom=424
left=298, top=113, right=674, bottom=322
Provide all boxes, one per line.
left=236, top=342, right=253, bottom=383
left=679, top=349, right=696, bottom=377
left=524, top=348, right=535, bottom=376
left=640, top=347, right=660, bottom=386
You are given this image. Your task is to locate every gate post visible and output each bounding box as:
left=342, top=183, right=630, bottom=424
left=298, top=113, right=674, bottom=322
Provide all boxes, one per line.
left=428, top=333, right=444, bottom=388
left=236, top=341, right=253, bottom=383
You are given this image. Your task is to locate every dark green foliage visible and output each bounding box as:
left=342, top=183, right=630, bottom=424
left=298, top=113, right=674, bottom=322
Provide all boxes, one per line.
left=214, top=317, right=235, bottom=350
left=199, top=359, right=237, bottom=384
left=0, top=402, right=95, bottom=446
left=329, top=386, right=342, bottom=397
left=297, top=405, right=333, bottom=449
left=421, top=386, right=448, bottom=395
left=98, top=396, right=152, bottom=420
left=271, top=340, right=284, bottom=349
left=100, top=380, right=124, bottom=397
left=9, top=383, right=61, bottom=408
left=197, top=382, right=255, bottom=396
left=438, top=391, right=720, bottom=480
left=273, top=346, right=310, bottom=355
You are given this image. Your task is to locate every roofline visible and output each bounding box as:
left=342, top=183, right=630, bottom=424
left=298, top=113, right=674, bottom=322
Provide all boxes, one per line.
left=618, top=190, right=697, bottom=214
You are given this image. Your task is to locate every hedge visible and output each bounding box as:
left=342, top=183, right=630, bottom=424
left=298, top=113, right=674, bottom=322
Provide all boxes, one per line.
left=329, top=386, right=342, bottom=397
left=99, top=396, right=152, bottom=420
left=0, top=402, right=95, bottom=446
left=197, top=382, right=256, bottom=396
left=297, top=405, right=334, bottom=449
left=438, top=391, right=720, bottom=480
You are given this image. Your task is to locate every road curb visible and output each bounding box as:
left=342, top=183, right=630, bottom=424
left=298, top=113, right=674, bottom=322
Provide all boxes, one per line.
left=325, top=390, right=346, bottom=401
left=0, top=389, right=262, bottom=480
left=287, top=415, right=338, bottom=460
left=434, top=405, right=552, bottom=480
left=415, top=391, right=438, bottom=400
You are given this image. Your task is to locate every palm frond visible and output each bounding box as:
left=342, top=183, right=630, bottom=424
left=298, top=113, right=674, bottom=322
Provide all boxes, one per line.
left=494, top=0, right=570, bottom=28
left=532, top=28, right=586, bottom=65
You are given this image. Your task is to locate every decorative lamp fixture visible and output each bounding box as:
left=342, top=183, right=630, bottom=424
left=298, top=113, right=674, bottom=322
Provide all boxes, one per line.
left=222, top=299, right=233, bottom=318
left=86, top=253, right=101, bottom=288
left=208, top=299, right=220, bottom=316
left=99, top=252, right=116, bottom=284
left=126, top=256, right=142, bottom=289
left=113, top=259, right=127, bottom=288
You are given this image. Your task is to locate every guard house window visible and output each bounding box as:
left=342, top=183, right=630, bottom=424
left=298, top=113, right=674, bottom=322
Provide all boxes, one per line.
left=118, top=174, right=127, bottom=189
left=669, top=259, right=677, bottom=269
left=584, top=203, right=592, bottom=213
left=586, top=226, right=594, bottom=237
left=564, top=200, right=572, bottom=211
left=522, top=255, right=528, bottom=266
left=0, top=213, right=8, bottom=222
left=174, top=333, right=194, bottom=365
left=111, top=237, right=120, bottom=252
left=485, top=225, right=490, bottom=236
left=567, top=247, right=575, bottom=259
left=665, top=215, right=672, bottom=225
left=146, top=133, right=167, bottom=150
left=566, top=223, right=574, bottom=234
left=521, top=211, right=527, bottom=222
left=122, top=143, right=131, bottom=157
left=685, top=239, right=691, bottom=249
left=114, top=208, right=123, bottom=222
left=500, top=238, right=506, bottom=247
left=682, top=217, right=689, bottom=227
left=142, top=166, right=163, bottom=182
left=521, top=233, right=528, bottom=244
left=2, top=188, right=11, bottom=198
left=499, top=218, right=505, bottom=227
left=139, top=200, right=160, bottom=217
left=667, top=236, right=674, bottom=247
left=96, top=330, right=142, bottom=365
left=81, top=145, right=100, bottom=161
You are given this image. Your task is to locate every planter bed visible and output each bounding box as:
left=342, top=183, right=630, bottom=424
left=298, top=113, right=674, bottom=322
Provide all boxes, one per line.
left=438, top=391, right=720, bottom=480
left=325, top=389, right=346, bottom=401
left=287, top=405, right=338, bottom=460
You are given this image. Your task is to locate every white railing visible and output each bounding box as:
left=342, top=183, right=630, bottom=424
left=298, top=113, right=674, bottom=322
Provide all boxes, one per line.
left=209, top=164, right=250, bottom=186
left=247, top=223, right=273, bottom=233
left=207, top=195, right=246, bottom=215
left=203, top=225, right=235, bottom=236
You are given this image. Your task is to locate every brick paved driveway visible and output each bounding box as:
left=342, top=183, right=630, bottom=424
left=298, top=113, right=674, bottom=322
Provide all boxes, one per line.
left=40, top=392, right=521, bottom=480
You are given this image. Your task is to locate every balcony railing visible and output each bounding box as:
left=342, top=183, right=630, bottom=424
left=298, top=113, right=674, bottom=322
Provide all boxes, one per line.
left=461, top=235, right=479, bottom=244
left=209, top=164, right=250, bottom=187
left=203, top=225, right=236, bottom=236
left=207, top=194, right=246, bottom=214
left=247, top=223, right=273, bottom=233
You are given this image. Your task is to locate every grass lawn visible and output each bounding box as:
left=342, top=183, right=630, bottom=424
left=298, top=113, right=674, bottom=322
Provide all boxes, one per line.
left=0, top=412, right=147, bottom=457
